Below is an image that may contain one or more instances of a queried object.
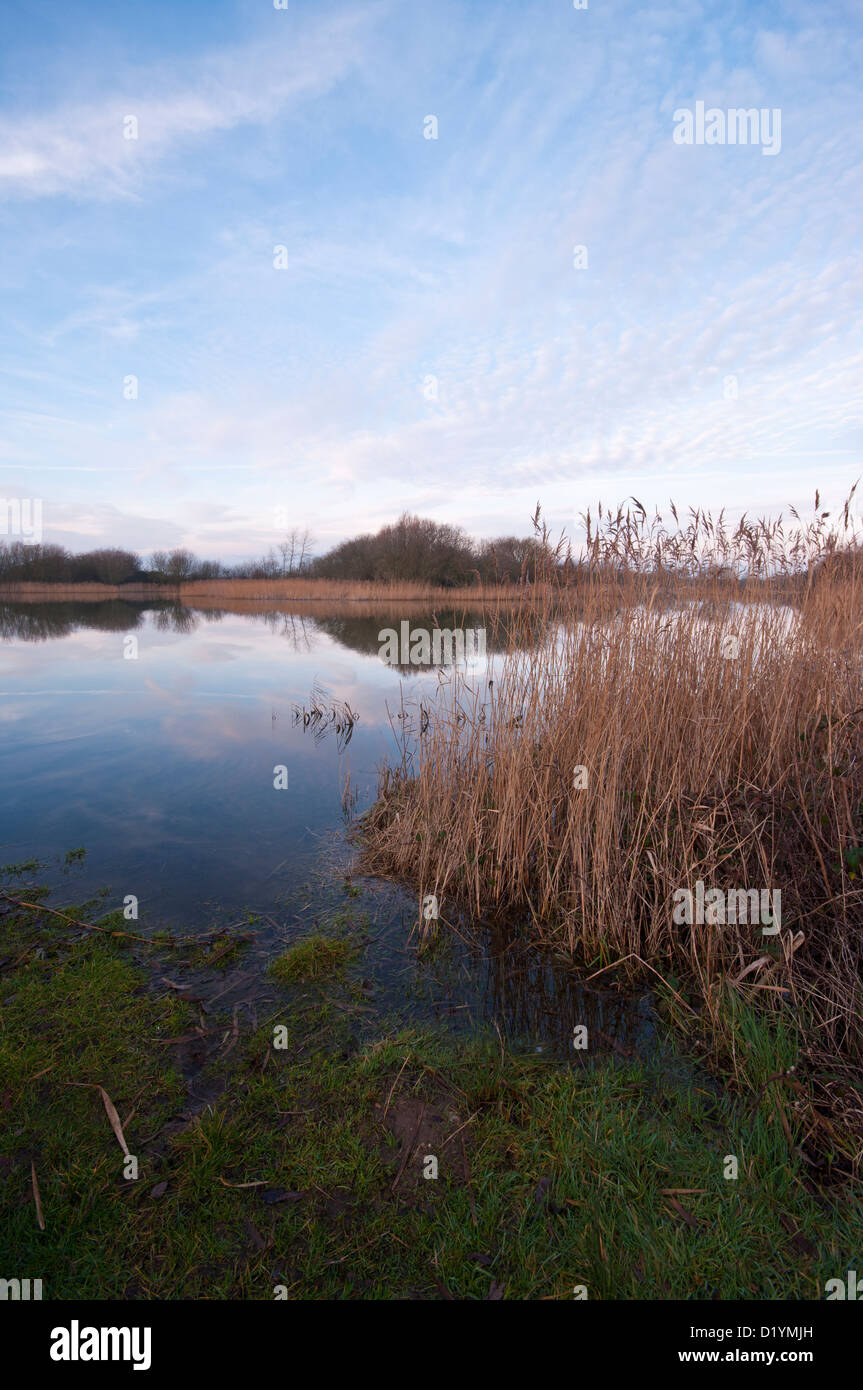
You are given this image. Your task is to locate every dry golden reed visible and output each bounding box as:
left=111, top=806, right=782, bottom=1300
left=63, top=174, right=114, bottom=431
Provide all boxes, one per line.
left=361, top=496, right=863, bottom=1158
left=0, top=577, right=534, bottom=604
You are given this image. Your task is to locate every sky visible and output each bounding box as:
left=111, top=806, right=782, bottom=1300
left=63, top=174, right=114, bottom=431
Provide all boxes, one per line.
left=1, top=0, right=862, bottom=562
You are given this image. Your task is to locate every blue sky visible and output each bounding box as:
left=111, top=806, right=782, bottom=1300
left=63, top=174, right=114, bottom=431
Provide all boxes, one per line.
left=1, top=0, right=862, bottom=561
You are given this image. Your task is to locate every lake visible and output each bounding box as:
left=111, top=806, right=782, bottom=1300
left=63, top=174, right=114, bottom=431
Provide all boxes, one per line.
left=0, top=597, right=654, bottom=1058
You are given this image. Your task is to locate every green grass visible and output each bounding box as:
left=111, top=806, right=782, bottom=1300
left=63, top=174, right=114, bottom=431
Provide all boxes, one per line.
left=1, top=889, right=860, bottom=1300
left=0, top=899, right=191, bottom=1297
left=269, top=934, right=356, bottom=984
left=161, top=1024, right=861, bottom=1301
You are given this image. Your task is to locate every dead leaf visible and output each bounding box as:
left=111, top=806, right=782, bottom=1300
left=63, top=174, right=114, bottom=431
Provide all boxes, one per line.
left=732, top=956, right=773, bottom=985
left=31, top=1159, right=45, bottom=1230
left=96, top=1086, right=131, bottom=1157
left=26, top=1064, right=55, bottom=1083
left=666, top=1198, right=700, bottom=1229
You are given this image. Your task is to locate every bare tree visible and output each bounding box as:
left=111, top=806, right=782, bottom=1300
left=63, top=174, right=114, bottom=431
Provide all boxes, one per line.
left=277, top=538, right=294, bottom=576
left=151, top=548, right=196, bottom=584
left=274, top=527, right=315, bottom=575
left=296, top=527, right=315, bottom=571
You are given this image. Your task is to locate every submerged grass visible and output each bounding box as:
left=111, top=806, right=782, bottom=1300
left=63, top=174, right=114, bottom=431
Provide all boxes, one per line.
left=269, top=934, right=356, bottom=984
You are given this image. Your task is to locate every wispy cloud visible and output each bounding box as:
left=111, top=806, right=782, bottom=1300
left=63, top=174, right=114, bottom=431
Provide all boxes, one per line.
left=0, top=5, right=380, bottom=200
left=0, top=0, right=861, bottom=555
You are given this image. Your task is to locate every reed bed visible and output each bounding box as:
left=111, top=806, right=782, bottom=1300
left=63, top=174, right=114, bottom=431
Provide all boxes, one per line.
left=0, top=578, right=549, bottom=604
left=361, top=497, right=863, bottom=1164
left=0, top=583, right=164, bottom=600
left=178, top=577, right=532, bottom=603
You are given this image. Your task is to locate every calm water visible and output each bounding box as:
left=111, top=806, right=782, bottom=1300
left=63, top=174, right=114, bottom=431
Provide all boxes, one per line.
left=0, top=598, right=654, bottom=1057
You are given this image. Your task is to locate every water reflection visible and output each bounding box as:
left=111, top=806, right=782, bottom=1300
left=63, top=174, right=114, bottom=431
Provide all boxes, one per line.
left=0, top=596, right=653, bottom=1057
left=0, top=597, right=551, bottom=665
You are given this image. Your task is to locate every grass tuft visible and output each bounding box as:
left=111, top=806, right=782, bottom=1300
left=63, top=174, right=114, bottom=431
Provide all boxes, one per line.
left=269, top=935, right=356, bottom=984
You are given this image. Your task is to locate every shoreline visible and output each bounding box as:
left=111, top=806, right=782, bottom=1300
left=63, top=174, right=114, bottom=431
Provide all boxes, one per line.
left=2, top=869, right=860, bottom=1300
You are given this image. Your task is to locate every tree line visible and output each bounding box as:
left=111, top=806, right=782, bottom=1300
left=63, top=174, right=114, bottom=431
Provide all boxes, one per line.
left=0, top=514, right=559, bottom=587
